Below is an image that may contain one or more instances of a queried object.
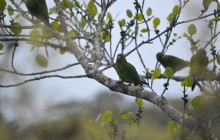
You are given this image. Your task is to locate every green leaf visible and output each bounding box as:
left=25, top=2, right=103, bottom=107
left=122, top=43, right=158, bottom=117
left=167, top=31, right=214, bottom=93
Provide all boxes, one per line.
left=141, top=28, right=148, bottom=33
left=164, top=67, right=174, bottom=78
left=168, top=121, right=177, bottom=132
left=188, top=24, right=197, bottom=36
left=172, top=5, right=180, bottom=16
left=11, top=22, right=22, bottom=35
left=105, top=32, right=111, bottom=42
left=210, top=17, right=220, bottom=22
left=137, top=13, right=143, bottom=21
left=51, top=21, right=59, bottom=30
left=216, top=55, right=220, bottom=65
left=86, top=0, right=98, bottom=17
left=183, top=32, right=188, bottom=37
left=30, top=29, right=40, bottom=45
left=7, top=5, right=14, bottom=16
left=60, top=48, right=66, bottom=55
left=181, top=76, right=193, bottom=87
left=80, top=17, right=87, bottom=28
left=191, top=96, right=205, bottom=109
left=0, top=0, right=6, bottom=13
left=135, top=98, right=143, bottom=109
left=118, top=19, right=126, bottom=27
left=117, top=108, right=124, bottom=116
left=203, top=0, right=212, bottom=11
left=112, top=119, right=118, bottom=125
left=101, top=111, right=113, bottom=122
left=126, top=9, right=133, bottom=18
left=146, top=7, right=152, bottom=16
left=62, top=0, right=75, bottom=9
left=107, top=12, right=112, bottom=21
left=151, top=68, right=161, bottom=80
left=121, top=112, right=133, bottom=120
left=69, top=30, right=77, bottom=37
left=35, top=54, right=48, bottom=68
left=153, top=17, right=160, bottom=29
left=0, top=43, right=4, bottom=50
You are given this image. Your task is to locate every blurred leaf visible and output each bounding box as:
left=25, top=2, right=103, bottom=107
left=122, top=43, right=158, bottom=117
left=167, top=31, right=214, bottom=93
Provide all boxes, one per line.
left=86, top=0, right=98, bottom=17
left=203, top=0, right=212, bottom=11
left=137, top=13, right=143, bottom=21
left=80, top=17, right=87, bottom=28
left=217, top=55, right=220, bottom=65
left=62, top=0, right=75, bottom=9
left=164, top=67, right=174, bottom=78
left=191, top=96, right=204, bottom=108
left=188, top=24, right=197, bottom=36
left=181, top=76, right=193, bottom=87
left=151, top=68, right=161, bottom=80
left=126, top=9, right=133, bottom=18
left=105, top=32, right=111, bottom=42
left=210, top=17, right=220, bottom=22
left=57, top=24, right=63, bottom=32
left=0, top=0, right=6, bottom=13
left=141, top=28, right=148, bottom=33
left=183, top=32, right=188, bottom=37
left=135, top=98, right=143, bottom=109
left=172, top=5, right=180, bottom=16
left=101, top=111, right=113, bottom=122
left=11, top=22, right=22, bottom=35
left=7, top=5, right=13, bottom=16
left=59, top=48, right=66, bottom=55
left=35, top=54, right=48, bottom=68
left=107, top=12, right=112, bottom=21
left=118, top=19, right=126, bottom=27
left=121, top=112, right=133, bottom=120
left=117, top=108, right=124, bottom=116
left=168, top=121, right=177, bottom=133
left=69, top=30, right=77, bottom=37
left=0, top=43, right=4, bottom=50
left=146, top=7, right=152, bottom=16
left=30, top=29, right=40, bottom=45
left=51, top=21, right=59, bottom=30
left=153, top=17, right=160, bottom=29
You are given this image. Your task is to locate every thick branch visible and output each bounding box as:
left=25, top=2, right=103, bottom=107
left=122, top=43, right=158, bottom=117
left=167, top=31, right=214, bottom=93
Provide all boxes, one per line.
left=86, top=69, right=197, bottom=131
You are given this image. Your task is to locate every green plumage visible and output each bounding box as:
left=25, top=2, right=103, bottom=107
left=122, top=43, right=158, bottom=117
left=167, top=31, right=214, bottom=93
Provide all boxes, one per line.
left=156, top=52, right=189, bottom=73
left=114, top=54, right=144, bottom=86
left=25, top=0, right=50, bottom=25
left=190, top=49, right=208, bottom=90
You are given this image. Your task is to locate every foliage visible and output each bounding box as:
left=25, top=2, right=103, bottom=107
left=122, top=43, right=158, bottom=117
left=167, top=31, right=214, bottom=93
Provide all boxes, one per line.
left=0, top=0, right=220, bottom=139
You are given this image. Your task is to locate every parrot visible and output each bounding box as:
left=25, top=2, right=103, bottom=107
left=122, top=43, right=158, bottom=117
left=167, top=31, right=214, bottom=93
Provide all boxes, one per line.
left=114, top=54, right=147, bottom=86
left=190, top=49, right=208, bottom=91
left=156, top=52, right=190, bottom=73
left=25, top=0, right=50, bottom=25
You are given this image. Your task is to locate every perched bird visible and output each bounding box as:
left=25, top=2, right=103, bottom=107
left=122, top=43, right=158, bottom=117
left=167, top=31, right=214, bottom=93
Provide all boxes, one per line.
left=156, top=52, right=189, bottom=73
left=190, top=49, right=208, bottom=91
left=114, top=54, right=147, bottom=86
left=25, top=0, right=50, bottom=25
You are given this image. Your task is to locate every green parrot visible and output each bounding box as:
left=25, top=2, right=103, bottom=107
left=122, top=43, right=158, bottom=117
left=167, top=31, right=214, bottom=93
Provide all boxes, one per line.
left=25, top=0, right=50, bottom=25
left=156, top=52, right=189, bottom=73
left=190, top=49, right=208, bottom=91
left=114, top=54, right=147, bottom=86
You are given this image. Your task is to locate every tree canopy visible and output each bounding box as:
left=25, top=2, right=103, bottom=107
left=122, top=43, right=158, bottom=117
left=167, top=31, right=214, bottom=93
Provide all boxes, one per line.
left=0, top=0, right=220, bottom=139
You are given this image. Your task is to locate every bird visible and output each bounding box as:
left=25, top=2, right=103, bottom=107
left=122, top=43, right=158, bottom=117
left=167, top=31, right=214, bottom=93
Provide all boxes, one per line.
left=156, top=52, right=189, bottom=73
left=114, top=54, right=147, bottom=86
left=25, top=0, right=50, bottom=25
left=190, top=49, right=208, bottom=91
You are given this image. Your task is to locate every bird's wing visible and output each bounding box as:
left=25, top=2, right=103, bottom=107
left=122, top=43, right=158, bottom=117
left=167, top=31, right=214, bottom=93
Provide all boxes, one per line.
left=126, top=62, right=141, bottom=84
